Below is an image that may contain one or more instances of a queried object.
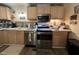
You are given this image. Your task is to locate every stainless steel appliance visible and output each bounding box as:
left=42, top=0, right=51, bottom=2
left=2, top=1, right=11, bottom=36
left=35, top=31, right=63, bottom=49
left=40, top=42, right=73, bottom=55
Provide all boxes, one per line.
left=36, top=23, right=52, bottom=49
left=37, top=14, right=50, bottom=22
left=37, top=30, right=52, bottom=49
left=24, top=31, right=36, bottom=47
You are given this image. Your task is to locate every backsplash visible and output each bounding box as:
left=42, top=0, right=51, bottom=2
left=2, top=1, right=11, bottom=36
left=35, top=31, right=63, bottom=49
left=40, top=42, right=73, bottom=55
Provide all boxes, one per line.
left=48, top=19, right=64, bottom=26
left=16, top=22, right=36, bottom=29
left=0, top=20, right=16, bottom=28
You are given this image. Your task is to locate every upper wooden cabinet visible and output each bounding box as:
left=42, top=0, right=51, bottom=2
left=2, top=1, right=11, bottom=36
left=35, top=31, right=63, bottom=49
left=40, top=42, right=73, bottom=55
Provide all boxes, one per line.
left=37, top=5, right=50, bottom=15
left=0, top=6, right=7, bottom=19
left=6, top=7, right=12, bottom=20
left=27, top=5, right=64, bottom=20
left=0, top=6, right=12, bottom=20
left=50, top=6, right=64, bottom=19
left=27, top=6, right=37, bottom=20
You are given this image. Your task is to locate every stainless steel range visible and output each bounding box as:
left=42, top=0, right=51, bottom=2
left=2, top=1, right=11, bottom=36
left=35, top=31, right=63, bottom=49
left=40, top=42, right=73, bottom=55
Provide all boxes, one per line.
left=36, top=23, right=52, bottom=49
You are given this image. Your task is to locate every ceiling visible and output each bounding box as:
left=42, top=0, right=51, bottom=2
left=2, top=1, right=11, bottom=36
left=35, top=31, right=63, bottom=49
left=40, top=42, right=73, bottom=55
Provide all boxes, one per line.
left=3, top=3, right=29, bottom=11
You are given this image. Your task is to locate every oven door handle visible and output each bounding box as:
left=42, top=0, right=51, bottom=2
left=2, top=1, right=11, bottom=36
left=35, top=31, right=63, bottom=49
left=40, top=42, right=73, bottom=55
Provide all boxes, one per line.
left=37, top=32, right=42, bottom=34
left=37, top=32, right=52, bottom=35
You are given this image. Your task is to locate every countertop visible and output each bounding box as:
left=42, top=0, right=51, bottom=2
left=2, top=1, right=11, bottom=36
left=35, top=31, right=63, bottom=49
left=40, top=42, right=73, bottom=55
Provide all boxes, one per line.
left=0, top=27, right=71, bottom=32
left=0, top=28, right=37, bottom=32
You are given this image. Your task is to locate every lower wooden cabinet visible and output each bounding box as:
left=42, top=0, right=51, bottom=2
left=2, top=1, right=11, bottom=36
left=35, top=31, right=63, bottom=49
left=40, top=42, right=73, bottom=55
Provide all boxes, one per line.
left=0, top=30, right=24, bottom=44
left=3, top=30, right=9, bottom=44
left=52, top=31, right=68, bottom=48
left=0, top=30, right=68, bottom=46
left=16, top=31, right=24, bottom=44
left=8, top=30, right=16, bottom=44
left=0, top=30, right=4, bottom=44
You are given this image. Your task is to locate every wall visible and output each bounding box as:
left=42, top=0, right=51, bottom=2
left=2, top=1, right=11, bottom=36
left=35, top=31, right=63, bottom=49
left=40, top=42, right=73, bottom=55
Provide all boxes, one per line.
left=4, top=3, right=29, bottom=21
left=49, top=19, right=64, bottom=26
left=64, top=3, right=79, bottom=40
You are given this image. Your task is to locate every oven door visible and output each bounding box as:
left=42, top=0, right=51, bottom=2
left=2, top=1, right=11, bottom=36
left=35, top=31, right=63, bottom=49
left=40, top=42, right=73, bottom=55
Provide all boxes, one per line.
left=37, top=31, right=52, bottom=40
left=36, top=31, right=52, bottom=49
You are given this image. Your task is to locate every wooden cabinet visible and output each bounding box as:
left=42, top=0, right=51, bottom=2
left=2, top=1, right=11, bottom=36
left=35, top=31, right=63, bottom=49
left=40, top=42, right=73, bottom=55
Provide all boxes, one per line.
left=37, top=5, right=50, bottom=15
left=50, top=6, right=64, bottom=19
left=52, top=31, right=68, bottom=48
left=27, top=5, right=64, bottom=20
left=0, top=30, right=9, bottom=44
left=3, top=30, right=9, bottom=44
left=16, top=31, right=24, bottom=44
left=50, top=6, right=57, bottom=19
left=0, top=6, right=7, bottom=19
left=27, top=6, right=37, bottom=20
left=0, top=30, right=24, bottom=44
left=0, top=6, right=12, bottom=20
left=57, top=6, right=64, bottom=19
left=0, top=6, right=2, bottom=19
left=1, top=30, right=16, bottom=44
left=0, top=30, right=4, bottom=44
left=6, top=7, right=12, bottom=20
left=8, top=30, right=16, bottom=44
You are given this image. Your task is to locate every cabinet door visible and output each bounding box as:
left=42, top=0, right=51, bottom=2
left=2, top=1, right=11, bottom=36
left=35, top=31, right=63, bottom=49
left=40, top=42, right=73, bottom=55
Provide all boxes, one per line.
left=37, top=6, right=50, bottom=15
left=16, top=31, right=24, bottom=44
left=8, top=30, right=16, bottom=44
left=0, top=6, right=2, bottom=19
left=44, top=6, right=50, bottom=14
left=51, top=6, right=57, bottom=18
left=1, top=6, right=7, bottom=19
left=52, top=31, right=68, bottom=48
left=0, top=30, right=4, bottom=44
left=27, top=7, right=37, bottom=20
left=57, top=6, right=64, bottom=19
left=3, top=30, right=9, bottom=44
left=6, top=7, right=11, bottom=20
left=0, top=6, right=12, bottom=20
left=51, top=6, right=64, bottom=19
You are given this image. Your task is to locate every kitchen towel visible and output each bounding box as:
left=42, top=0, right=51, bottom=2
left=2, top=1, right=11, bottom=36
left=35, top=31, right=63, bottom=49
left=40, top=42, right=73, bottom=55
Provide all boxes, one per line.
left=0, top=45, right=24, bottom=55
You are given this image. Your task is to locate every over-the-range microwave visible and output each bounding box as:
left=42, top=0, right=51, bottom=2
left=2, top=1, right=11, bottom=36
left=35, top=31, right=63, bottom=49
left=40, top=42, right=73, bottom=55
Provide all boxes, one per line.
left=37, top=14, right=50, bottom=22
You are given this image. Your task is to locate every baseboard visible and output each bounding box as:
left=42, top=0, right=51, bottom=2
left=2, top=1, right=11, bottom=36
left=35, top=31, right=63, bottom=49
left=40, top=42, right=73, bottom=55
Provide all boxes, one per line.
left=52, top=47, right=66, bottom=48
left=3, top=44, right=24, bottom=46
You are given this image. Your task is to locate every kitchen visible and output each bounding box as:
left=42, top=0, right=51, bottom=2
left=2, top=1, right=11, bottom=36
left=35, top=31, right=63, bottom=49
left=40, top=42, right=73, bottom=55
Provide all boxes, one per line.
left=0, top=3, right=78, bottom=55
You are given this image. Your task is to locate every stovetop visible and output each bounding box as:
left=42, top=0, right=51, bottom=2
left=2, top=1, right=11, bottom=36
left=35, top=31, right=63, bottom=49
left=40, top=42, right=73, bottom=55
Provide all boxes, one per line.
left=37, top=23, right=51, bottom=31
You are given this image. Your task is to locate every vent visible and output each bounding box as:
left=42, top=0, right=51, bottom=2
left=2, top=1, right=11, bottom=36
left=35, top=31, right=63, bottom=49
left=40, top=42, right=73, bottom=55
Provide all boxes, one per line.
left=29, top=3, right=37, bottom=7
left=50, top=3, right=64, bottom=6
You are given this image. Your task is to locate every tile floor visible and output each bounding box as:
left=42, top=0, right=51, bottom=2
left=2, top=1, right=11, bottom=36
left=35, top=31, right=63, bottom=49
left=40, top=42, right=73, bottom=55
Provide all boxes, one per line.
left=20, top=47, right=68, bottom=55
left=0, top=45, right=68, bottom=55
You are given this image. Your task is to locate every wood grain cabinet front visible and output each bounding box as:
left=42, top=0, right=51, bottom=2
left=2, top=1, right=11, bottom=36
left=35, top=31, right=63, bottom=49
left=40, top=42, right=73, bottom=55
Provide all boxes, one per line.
left=3, top=30, right=9, bottom=44
left=50, top=6, right=64, bottom=19
left=16, top=31, right=24, bottom=44
left=37, top=5, right=50, bottom=15
left=0, top=30, right=25, bottom=45
left=6, top=7, right=12, bottom=20
left=27, top=5, right=64, bottom=20
left=27, top=7, right=37, bottom=20
left=0, top=30, right=5, bottom=44
left=0, top=6, right=12, bottom=20
left=52, top=31, right=68, bottom=48
left=8, top=30, right=16, bottom=44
